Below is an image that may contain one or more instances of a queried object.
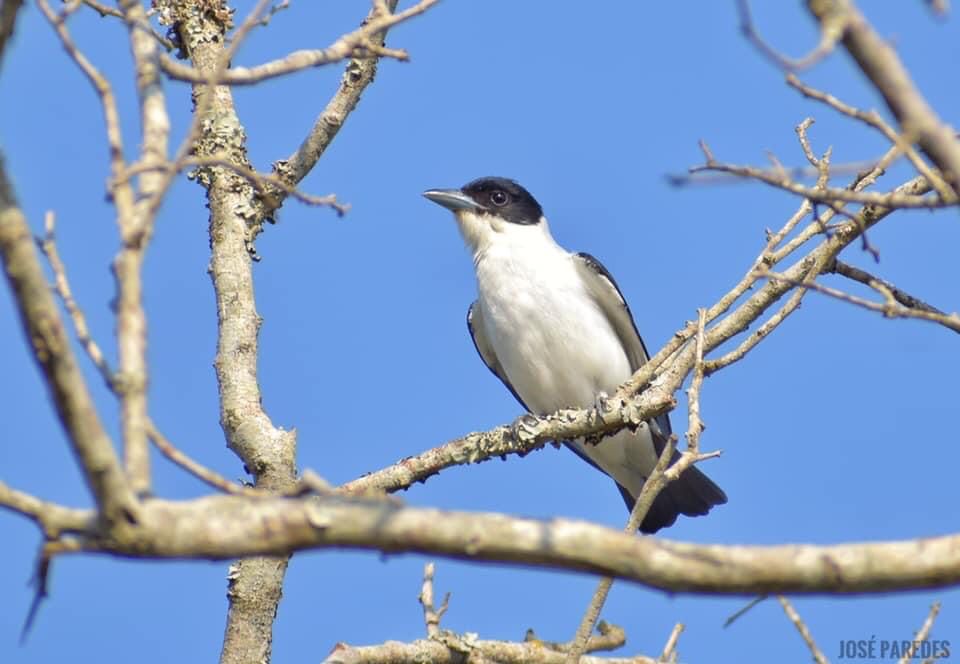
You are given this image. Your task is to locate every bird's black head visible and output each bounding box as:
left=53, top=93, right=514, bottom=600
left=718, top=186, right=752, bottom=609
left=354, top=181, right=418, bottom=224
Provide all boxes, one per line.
left=423, top=177, right=544, bottom=225
left=461, top=177, right=543, bottom=225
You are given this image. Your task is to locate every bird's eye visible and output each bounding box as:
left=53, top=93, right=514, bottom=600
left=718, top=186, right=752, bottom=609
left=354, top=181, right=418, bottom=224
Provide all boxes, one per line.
left=490, top=190, right=509, bottom=207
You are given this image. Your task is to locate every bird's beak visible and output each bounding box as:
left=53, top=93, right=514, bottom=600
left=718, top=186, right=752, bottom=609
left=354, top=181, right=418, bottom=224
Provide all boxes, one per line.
left=422, top=188, right=481, bottom=212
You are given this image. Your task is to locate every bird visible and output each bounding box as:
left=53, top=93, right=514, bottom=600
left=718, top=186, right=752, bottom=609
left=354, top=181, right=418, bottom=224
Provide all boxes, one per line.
left=422, top=176, right=726, bottom=533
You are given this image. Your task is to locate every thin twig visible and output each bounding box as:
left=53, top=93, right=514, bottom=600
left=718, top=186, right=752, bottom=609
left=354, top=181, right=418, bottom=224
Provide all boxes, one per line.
left=658, top=623, right=684, bottom=663
left=568, top=330, right=721, bottom=664
left=39, top=211, right=115, bottom=388
left=806, top=0, right=960, bottom=197
left=924, top=0, right=950, bottom=16
left=786, top=73, right=954, bottom=203
left=830, top=260, right=951, bottom=316
left=146, top=419, right=263, bottom=497
left=736, top=0, right=846, bottom=70
left=566, top=436, right=680, bottom=663
left=766, top=141, right=903, bottom=266
left=158, top=0, right=438, bottom=85
left=140, top=0, right=277, bottom=229
left=120, top=155, right=348, bottom=215
left=723, top=595, right=769, bottom=628
left=681, top=148, right=944, bottom=209
left=777, top=596, right=829, bottom=664
left=78, top=0, right=175, bottom=50
left=271, top=0, right=412, bottom=214
left=897, top=602, right=942, bottom=664
left=763, top=267, right=960, bottom=334
left=685, top=309, right=707, bottom=455
left=37, top=0, right=127, bottom=204
left=418, top=563, right=449, bottom=638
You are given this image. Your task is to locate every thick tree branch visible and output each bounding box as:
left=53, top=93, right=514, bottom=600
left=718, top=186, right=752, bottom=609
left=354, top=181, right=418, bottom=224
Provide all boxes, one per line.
left=46, top=494, right=960, bottom=595
left=0, top=158, right=136, bottom=524
left=171, top=2, right=300, bottom=662
left=806, top=0, right=960, bottom=196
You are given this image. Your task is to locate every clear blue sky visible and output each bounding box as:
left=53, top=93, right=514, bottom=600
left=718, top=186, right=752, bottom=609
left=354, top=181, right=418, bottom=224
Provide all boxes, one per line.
left=1, top=2, right=958, bottom=662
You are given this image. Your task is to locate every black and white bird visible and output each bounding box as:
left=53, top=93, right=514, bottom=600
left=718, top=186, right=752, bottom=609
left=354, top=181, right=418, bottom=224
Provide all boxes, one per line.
left=423, top=176, right=726, bottom=533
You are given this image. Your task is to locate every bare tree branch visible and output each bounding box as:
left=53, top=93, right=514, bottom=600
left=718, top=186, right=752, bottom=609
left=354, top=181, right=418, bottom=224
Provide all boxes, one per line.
left=345, top=564, right=656, bottom=662
left=806, top=0, right=960, bottom=197
left=785, top=73, right=954, bottom=202
left=763, top=267, right=960, bottom=334
left=339, top=390, right=677, bottom=497
left=897, top=602, right=942, bottom=664
left=271, top=0, right=413, bottom=208
left=0, top=480, right=92, bottom=537
left=109, top=0, right=174, bottom=495
left=164, top=1, right=331, bottom=661
left=0, top=0, right=25, bottom=68
left=37, top=0, right=128, bottom=206
left=39, top=211, right=115, bottom=388
left=327, top=626, right=651, bottom=664
left=676, top=144, right=944, bottom=209
left=830, top=259, right=956, bottom=318
left=0, top=158, right=136, bottom=524
left=924, top=0, right=950, bottom=16
left=777, top=596, right=829, bottom=664
left=417, top=563, right=449, bottom=638
left=737, top=0, right=845, bottom=70
left=658, top=623, right=684, bottom=663
left=158, top=0, right=438, bottom=86
left=74, top=0, right=175, bottom=50
left=567, top=436, right=681, bottom=662
left=146, top=419, right=265, bottom=497
left=38, top=494, right=960, bottom=595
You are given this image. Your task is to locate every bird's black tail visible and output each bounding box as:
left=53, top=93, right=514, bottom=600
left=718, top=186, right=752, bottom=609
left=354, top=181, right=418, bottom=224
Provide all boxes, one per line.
left=618, top=464, right=727, bottom=534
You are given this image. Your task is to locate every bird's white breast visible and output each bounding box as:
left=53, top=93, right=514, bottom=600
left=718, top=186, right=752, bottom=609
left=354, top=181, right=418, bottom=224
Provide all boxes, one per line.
left=473, top=226, right=632, bottom=415
left=462, top=214, right=659, bottom=496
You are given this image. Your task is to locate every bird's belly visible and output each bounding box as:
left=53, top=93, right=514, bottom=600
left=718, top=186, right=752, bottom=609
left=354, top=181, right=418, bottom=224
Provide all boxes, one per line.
left=475, top=253, right=658, bottom=496
left=479, top=286, right=631, bottom=415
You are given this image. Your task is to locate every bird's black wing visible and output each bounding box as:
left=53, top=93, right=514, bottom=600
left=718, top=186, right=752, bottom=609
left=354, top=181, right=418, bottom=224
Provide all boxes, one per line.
left=467, top=302, right=530, bottom=411
left=571, top=252, right=671, bottom=438
left=573, top=252, right=728, bottom=531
